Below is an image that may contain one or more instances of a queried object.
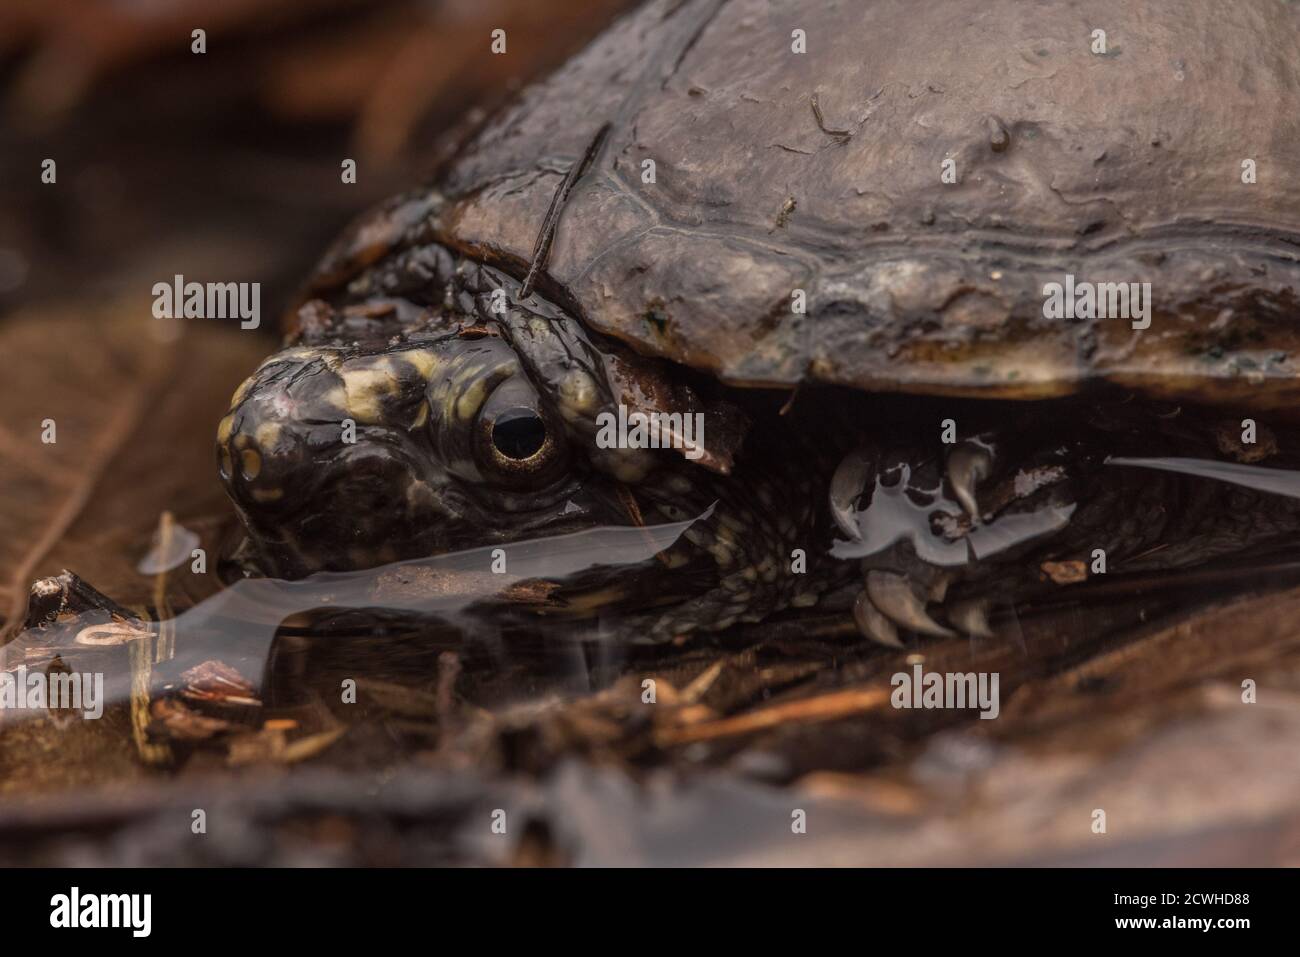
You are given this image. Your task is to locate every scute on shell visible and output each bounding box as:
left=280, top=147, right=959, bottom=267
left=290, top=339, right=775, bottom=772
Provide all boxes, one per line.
left=315, top=0, right=1300, bottom=408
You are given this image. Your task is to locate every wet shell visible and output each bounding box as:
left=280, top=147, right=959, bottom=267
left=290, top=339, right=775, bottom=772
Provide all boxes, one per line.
left=313, top=0, right=1300, bottom=408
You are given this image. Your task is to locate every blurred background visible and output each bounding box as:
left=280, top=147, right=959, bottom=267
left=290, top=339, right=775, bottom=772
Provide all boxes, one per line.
left=1, top=0, right=633, bottom=312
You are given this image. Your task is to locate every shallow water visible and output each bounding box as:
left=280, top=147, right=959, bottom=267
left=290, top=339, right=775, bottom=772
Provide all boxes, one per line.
left=1108, top=455, right=1300, bottom=498
left=4, top=507, right=714, bottom=723
left=12, top=443, right=1300, bottom=760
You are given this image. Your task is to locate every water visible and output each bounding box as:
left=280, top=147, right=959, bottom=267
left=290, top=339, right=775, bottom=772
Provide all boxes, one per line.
left=2, top=507, right=714, bottom=724
left=1108, top=455, right=1300, bottom=499
left=13, top=429, right=1300, bottom=795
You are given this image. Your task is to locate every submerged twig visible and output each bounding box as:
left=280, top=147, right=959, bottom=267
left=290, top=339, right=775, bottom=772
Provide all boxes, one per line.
left=128, top=634, right=172, bottom=767
left=656, top=685, right=891, bottom=746
left=151, top=510, right=176, bottom=663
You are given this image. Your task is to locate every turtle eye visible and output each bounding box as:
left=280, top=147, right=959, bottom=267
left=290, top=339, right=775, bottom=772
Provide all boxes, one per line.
left=474, top=377, right=566, bottom=485
left=492, top=408, right=548, bottom=460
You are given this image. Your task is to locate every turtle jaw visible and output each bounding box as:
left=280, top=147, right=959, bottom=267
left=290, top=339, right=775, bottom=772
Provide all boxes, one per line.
left=215, top=341, right=464, bottom=576
left=218, top=402, right=450, bottom=577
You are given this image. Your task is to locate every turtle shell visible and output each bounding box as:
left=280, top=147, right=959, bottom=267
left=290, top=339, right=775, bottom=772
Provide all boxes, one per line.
left=315, top=0, right=1300, bottom=407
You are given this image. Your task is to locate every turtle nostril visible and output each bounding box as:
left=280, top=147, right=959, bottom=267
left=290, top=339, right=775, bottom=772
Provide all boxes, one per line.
left=240, top=448, right=263, bottom=481
left=492, top=408, right=548, bottom=460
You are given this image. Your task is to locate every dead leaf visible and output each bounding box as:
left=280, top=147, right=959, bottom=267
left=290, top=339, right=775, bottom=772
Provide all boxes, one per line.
left=0, top=306, right=268, bottom=638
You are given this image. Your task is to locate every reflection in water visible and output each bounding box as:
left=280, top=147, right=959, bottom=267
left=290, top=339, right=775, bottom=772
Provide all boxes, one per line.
left=1107, top=456, right=1300, bottom=499
left=6, top=506, right=714, bottom=723
left=14, top=454, right=1300, bottom=734
left=828, top=464, right=1073, bottom=566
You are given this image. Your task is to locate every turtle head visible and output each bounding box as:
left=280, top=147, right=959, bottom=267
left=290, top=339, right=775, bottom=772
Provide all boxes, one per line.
left=216, top=269, right=746, bottom=578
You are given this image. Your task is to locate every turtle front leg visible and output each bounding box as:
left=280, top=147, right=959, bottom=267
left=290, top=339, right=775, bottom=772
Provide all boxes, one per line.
left=828, top=433, right=1075, bottom=647
left=831, top=409, right=1300, bottom=649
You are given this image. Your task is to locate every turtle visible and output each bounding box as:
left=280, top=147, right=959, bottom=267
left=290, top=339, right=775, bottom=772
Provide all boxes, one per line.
left=216, top=0, right=1300, bottom=645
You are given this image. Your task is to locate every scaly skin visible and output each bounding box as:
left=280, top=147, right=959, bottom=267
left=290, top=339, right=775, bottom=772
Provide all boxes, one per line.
left=218, top=249, right=1300, bottom=643
left=218, top=252, right=837, bottom=640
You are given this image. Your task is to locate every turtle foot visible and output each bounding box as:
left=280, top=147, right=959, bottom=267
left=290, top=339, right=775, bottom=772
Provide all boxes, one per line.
left=829, top=434, right=1054, bottom=648
left=852, top=570, right=996, bottom=648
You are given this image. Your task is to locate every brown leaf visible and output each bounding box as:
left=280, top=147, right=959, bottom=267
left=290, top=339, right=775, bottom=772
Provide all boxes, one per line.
left=0, top=306, right=268, bottom=638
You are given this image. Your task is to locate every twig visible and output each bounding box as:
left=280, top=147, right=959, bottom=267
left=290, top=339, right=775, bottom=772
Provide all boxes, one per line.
left=151, top=510, right=176, bottom=663
left=656, top=685, right=892, bottom=746
left=128, top=634, right=172, bottom=767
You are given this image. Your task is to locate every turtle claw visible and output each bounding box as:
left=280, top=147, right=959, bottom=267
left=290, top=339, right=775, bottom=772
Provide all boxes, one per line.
left=836, top=440, right=999, bottom=647
left=829, top=446, right=872, bottom=541
left=852, top=573, right=993, bottom=647
left=853, top=588, right=904, bottom=648
left=946, top=440, right=994, bottom=523
left=865, top=570, right=956, bottom=639
left=947, top=598, right=995, bottom=640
